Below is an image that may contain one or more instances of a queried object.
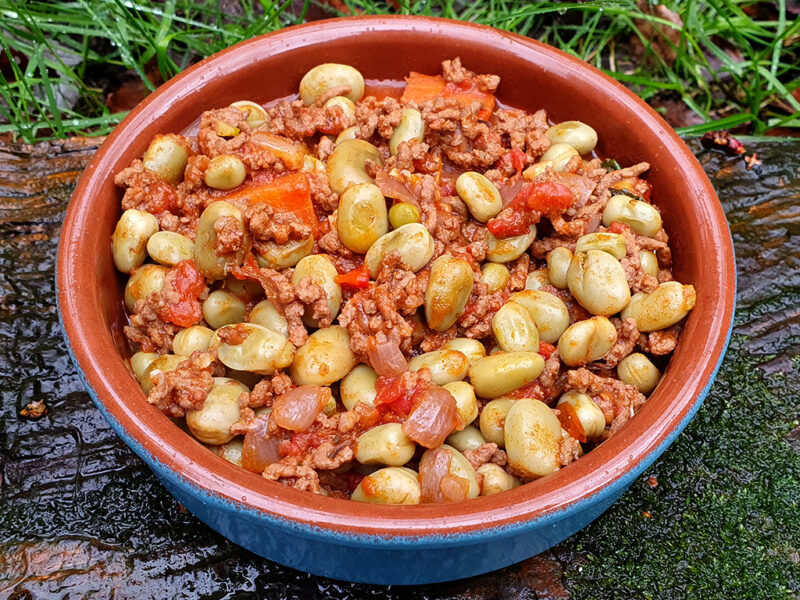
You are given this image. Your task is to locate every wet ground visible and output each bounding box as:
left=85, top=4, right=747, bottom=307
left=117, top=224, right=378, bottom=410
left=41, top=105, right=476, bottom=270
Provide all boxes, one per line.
left=0, top=138, right=798, bottom=599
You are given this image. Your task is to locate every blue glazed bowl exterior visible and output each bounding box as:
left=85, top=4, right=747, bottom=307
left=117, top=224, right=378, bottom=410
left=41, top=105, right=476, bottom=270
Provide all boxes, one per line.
left=60, top=317, right=730, bottom=583
left=57, top=16, right=737, bottom=585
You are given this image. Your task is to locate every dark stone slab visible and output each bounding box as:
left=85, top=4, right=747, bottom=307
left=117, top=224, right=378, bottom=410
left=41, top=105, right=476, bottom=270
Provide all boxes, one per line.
left=0, top=138, right=797, bottom=599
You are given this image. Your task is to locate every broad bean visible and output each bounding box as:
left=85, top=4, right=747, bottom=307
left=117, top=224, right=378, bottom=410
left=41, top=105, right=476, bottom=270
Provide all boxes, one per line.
left=557, top=390, right=605, bottom=441
left=364, top=223, right=434, bottom=277
left=291, top=255, right=342, bottom=327
left=504, top=398, right=562, bottom=478
left=492, top=301, right=539, bottom=352
left=545, top=121, right=598, bottom=154
left=408, top=349, right=470, bottom=385
left=326, top=139, right=383, bottom=194
left=510, top=289, right=570, bottom=344
left=351, top=467, right=421, bottom=505
left=602, top=194, right=662, bottom=237
left=355, top=423, right=416, bottom=466
left=290, top=325, right=356, bottom=386
left=546, top=247, right=572, bottom=289
left=194, top=201, right=248, bottom=280
left=389, top=108, right=425, bottom=156
left=479, top=397, right=514, bottom=446
left=469, top=352, right=544, bottom=399
left=299, top=63, right=365, bottom=105
left=424, top=255, right=474, bottom=332
left=337, top=183, right=389, bottom=253
left=477, top=463, right=521, bottom=496
left=124, top=264, right=167, bottom=311
left=202, top=290, right=246, bottom=329
left=112, top=209, right=158, bottom=274
left=455, top=171, right=503, bottom=223
left=210, top=323, right=294, bottom=374
left=540, top=142, right=579, bottom=172
left=142, top=134, right=188, bottom=183
left=557, top=316, right=618, bottom=366
left=146, top=231, right=194, bottom=267
left=186, top=377, right=247, bottom=445
left=617, top=352, right=661, bottom=393
left=486, top=225, right=536, bottom=263
left=173, top=325, right=214, bottom=356
left=340, top=364, right=378, bottom=410
left=621, top=281, right=696, bottom=332
left=567, top=249, right=630, bottom=316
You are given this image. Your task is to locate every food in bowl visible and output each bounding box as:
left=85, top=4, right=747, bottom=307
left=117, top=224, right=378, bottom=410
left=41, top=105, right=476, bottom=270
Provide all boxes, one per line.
left=113, top=57, right=696, bottom=504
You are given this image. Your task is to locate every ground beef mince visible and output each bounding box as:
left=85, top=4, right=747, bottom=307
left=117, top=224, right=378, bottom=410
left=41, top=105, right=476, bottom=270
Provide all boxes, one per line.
left=464, top=442, right=500, bottom=470
left=294, top=276, right=333, bottom=328
left=566, top=368, right=646, bottom=440
left=603, top=318, right=640, bottom=368
left=147, top=351, right=221, bottom=418
left=125, top=295, right=181, bottom=355
left=338, top=279, right=415, bottom=361
left=266, top=99, right=355, bottom=140
left=114, top=58, right=695, bottom=503
left=639, top=325, right=681, bottom=355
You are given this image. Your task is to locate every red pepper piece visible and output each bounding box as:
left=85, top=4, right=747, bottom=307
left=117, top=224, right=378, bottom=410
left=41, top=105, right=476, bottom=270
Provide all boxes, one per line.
left=335, top=265, right=371, bottom=289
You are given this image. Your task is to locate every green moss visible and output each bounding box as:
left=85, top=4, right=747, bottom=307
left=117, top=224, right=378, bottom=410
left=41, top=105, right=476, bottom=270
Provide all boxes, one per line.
left=564, top=340, right=800, bottom=599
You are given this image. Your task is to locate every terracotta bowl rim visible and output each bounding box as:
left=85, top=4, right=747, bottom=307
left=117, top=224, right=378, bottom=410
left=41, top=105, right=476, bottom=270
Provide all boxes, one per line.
left=57, top=15, right=736, bottom=542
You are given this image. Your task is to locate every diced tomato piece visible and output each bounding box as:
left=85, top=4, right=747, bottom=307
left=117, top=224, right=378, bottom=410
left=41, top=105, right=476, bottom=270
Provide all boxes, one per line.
left=607, top=221, right=627, bottom=234
left=374, top=376, right=417, bottom=419
left=496, top=149, right=528, bottom=173
left=557, top=401, right=587, bottom=443
left=158, top=260, right=205, bottom=327
left=230, top=253, right=261, bottom=282
left=521, top=181, right=576, bottom=214
left=335, top=265, right=371, bottom=289
left=401, top=72, right=495, bottom=120
left=142, top=179, right=179, bottom=215
left=538, top=342, right=556, bottom=360
left=487, top=181, right=575, bottom=238
left=280, top=430, right=319, bottom=457
left=222, top=172, right=319, bottom=237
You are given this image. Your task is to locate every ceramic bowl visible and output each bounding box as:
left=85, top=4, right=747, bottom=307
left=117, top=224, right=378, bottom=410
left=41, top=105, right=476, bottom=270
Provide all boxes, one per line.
left=57, top=16, right=735, bottom=585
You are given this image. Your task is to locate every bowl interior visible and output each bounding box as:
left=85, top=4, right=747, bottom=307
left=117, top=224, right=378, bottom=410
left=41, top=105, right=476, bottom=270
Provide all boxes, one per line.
left=59, top=16, right=734, bottom=537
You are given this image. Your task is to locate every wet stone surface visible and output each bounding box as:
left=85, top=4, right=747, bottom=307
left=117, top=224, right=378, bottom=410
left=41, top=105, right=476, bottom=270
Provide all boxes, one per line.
left=0, top=139, right=798, bottom=599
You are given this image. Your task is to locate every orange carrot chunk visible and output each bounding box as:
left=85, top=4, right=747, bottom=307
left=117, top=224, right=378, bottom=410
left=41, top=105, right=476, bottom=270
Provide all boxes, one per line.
left=222, top=172, right=319, bottom=236
left=401, top=72, right=495, bottom=121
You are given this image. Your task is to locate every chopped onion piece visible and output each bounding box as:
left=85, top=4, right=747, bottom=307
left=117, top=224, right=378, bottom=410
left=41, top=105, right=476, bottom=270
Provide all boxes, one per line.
left=241, top=416, right=281, bottom=473
left=367, top=336, right=408, bottom=378
left=419, top=447, right=470, bottom=503
left=402, top=385, right=458, bottom=448
left=272, top=385, right=325, bottom=432
left=375, top=170, right=417, bottom=205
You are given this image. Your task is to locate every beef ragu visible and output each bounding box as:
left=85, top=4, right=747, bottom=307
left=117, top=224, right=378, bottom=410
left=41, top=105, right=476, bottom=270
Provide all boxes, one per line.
left=113, top=57, right=696, bottom=503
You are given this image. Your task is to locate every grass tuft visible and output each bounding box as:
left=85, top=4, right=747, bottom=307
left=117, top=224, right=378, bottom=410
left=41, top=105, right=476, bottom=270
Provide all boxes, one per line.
left=0, top=0, right=798, bottom=142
